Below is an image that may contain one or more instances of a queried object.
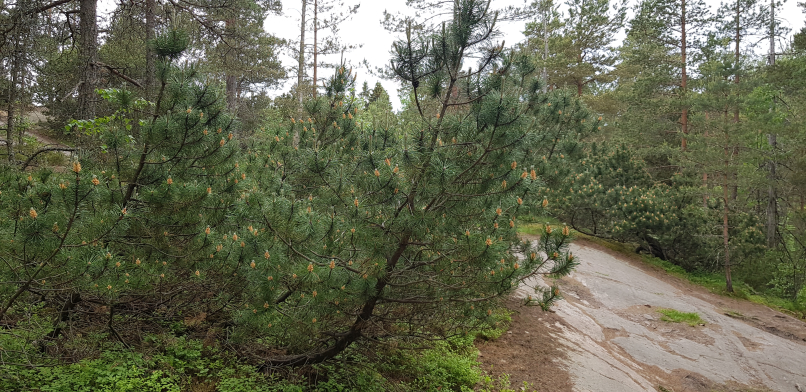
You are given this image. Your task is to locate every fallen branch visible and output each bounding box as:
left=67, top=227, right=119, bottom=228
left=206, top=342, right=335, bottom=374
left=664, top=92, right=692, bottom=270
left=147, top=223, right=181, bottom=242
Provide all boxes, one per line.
left=21, top=146, right=75, bottom=170
left=94, top=62, right=142, bottom=89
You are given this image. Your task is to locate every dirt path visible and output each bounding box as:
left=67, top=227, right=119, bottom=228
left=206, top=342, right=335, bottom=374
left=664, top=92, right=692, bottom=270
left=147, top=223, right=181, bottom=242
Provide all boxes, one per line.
left=478, top=240, right=806, bottom=392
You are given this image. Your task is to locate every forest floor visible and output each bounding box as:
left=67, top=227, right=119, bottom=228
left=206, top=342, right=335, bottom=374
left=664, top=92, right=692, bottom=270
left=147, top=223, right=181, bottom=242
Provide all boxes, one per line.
left=477, top=238, right=806, bottom=392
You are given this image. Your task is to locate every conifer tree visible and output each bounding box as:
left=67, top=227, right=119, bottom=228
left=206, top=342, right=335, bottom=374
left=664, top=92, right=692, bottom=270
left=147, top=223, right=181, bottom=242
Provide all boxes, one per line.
left=0, top=31, right=242, bottom=352
left=525, top=0, right=627, bottom=97
left=229, top=0, right=597, bottom=366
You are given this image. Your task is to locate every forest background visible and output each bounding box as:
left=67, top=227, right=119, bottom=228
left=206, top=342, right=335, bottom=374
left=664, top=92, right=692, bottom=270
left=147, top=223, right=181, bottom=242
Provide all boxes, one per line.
left=2, top=0, right=806, bottom=390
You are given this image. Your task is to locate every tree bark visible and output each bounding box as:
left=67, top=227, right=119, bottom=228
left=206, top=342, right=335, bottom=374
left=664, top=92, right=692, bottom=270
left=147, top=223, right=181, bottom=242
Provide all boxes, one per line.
left=680, top=0, right=688, bottom=152
left=724, top=144, right=733, bottom=293
left=145, top=0, right=155, bottom=97
left=226, top=75, right=238, bottom=112
left=77, top=0, right=98, bottom=120
left=312, top=0, right=318, bottom=98
left=297, top=0, right=307, bottom=114
left=224, top=19, right=238, bottom=114
left=6, top=40, right=20, bottom=162
left=734, top=1, right=740, bottom=124
left=767, top=133, right=778, bottom=247
left=542, top=4, right=548, bottom=92
left=259, top=236, right=410, bottom=367
left=766, top=0, right=778, bottom=248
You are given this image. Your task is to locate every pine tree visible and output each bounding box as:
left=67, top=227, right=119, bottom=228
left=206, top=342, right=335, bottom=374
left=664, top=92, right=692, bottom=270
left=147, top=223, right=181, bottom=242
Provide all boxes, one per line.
left=0, top=31, right=242, bottom=350
left=229, top=0, right=596, bottom=366
left=525, top=0, right=627, bottom=97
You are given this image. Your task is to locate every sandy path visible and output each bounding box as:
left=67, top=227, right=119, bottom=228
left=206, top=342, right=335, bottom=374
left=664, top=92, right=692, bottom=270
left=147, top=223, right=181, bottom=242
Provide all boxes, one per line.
left=480, top=240, right=806, bottom=392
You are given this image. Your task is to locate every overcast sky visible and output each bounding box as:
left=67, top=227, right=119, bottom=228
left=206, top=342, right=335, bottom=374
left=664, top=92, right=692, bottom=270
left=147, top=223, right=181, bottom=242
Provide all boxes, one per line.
left=264, top=0, right=805, bottom=110
left=100, top=0, right=806, bottom=109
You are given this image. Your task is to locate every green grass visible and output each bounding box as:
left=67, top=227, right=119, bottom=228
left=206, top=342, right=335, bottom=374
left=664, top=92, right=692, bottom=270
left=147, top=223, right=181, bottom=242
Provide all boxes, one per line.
left=657, top=308, right=704, bottom=326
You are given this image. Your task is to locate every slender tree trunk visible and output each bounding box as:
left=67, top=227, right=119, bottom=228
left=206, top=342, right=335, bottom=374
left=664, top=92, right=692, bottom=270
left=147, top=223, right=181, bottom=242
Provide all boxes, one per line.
left=576, top=54, right=583, bottom=96
left=6, top=52, right=19, bottom=162
left=731, top=2, right=741, bottom=201
left=767, top=133, right=778, bottom=247
left=542, top=5, right=548, bottom=93
left=703, top=112, right=709, bottom=207
left=724, top=144, right=733, bottom=293
left=226, top=75, right=238, bottom=112
left=145, top=0, right=155, bottom=97
left=680, top=0, right=688, bottom=152
left=224, top=19, right=238, bottom=114
left=734, top=2, right=740, bottom=124
left=6, top=14, right=26, bottom=162
left=312, top=0, right=318, bottom=98
left=297, top=0, right=307, bottom=114
left=77, top=0, right=98, bottom=120
left=766, top=0, right=778, bottom=248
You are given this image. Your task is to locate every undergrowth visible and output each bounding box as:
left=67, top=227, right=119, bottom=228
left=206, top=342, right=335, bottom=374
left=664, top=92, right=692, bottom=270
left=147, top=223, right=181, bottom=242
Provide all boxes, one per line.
left=0, top=313, right=522, bottom=392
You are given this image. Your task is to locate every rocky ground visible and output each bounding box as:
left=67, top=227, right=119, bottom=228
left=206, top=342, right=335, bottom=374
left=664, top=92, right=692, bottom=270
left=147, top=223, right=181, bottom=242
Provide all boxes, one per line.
left=477, top=239, right=806, bottom=392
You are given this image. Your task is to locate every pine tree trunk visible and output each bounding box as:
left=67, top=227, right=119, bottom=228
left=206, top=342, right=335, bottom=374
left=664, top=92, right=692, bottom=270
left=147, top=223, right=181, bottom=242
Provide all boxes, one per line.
left=731, top=3, right=741, bottom=202
left=312, top=0, right=318, bottom=98
left=77, top=0, right=98, bottom=120
left=542, top=6, right=548, bottom=93
left=224, top=18, right=238, bottom=114
left=680, top=0, right=688, bottom=152
left=297, top=0, right=307, bottom=114
left=6, top=58, right=18, bottom=162
left=724, top=146, right=733, bottom=293
left=226, top=75, right=238, bottom=112
left=766, top=0, right=778, bottom=248
left=6, top=16, right=25, bottom=162
left=145, top=0, right=155, bottom=97
left=702, top=113, right=709, bottom=207
left=734, top=2, right=740, bottom=124
left=767, top=134, right=778, bottom=247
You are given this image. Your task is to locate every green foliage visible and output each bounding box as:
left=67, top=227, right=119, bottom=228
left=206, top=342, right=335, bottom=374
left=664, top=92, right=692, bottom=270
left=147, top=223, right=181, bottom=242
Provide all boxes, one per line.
left=523, top=0, right=627, bottom=96
left=476, top=373, right=537, bottom=392
left=657, top=309, right=704, bottom=326
left=545, top=143, right=767, bottom=272
left=2, top=6, right=584, bottom=380
left=0, top=30, right=243, bottom=375
left=0, top=336, right=302, bottom=392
